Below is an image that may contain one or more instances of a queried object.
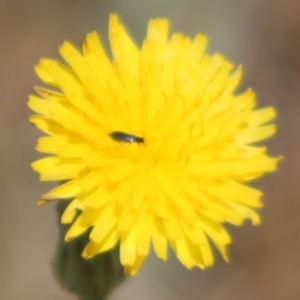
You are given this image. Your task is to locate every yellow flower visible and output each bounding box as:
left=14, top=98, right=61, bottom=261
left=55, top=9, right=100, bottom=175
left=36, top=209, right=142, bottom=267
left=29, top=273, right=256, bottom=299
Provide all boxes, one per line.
left=29, top=14, right=279, bottom=275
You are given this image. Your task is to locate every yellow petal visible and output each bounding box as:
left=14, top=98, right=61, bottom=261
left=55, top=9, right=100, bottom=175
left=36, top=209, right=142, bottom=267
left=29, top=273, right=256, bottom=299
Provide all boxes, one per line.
left=61, top=199, right=82, bottom=224
left=136, top=206, right=151, bottom=256
left=120, top=225, right=137, bottom=267
left=236, top=125, right=276, bottom=144
left=32, top=157, right=86, bottom=181
left=248, top=107, right=276, bottom=127
left=41, top=179, right=80, bottom=200
left=65, top=213, right=90, bottom=241
left=124, top=254, right=146, bottom=276
left=109, top=14, right=139, bottom=67
left=89, top=205, right=118, bottom=244
left=151, top=214, right=168, bottom=261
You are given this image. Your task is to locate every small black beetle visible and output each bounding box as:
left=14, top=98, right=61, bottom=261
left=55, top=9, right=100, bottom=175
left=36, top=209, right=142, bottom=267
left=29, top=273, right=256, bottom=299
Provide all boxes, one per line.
left=108, top=131, right=144, bottom=144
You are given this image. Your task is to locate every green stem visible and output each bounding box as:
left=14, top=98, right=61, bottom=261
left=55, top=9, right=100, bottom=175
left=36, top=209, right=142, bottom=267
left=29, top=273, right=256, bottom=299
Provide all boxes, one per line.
left=52, top=201, right=126, bottom=300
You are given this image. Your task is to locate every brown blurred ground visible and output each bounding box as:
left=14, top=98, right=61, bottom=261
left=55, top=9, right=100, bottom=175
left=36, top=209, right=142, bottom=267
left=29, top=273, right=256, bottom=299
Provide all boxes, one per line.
left=0, top=1, right=299, bottom=299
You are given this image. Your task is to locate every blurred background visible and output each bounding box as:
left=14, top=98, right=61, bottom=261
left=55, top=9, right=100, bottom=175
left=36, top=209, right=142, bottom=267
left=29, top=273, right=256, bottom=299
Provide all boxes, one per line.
left=0, top=0, right=299, bottom=299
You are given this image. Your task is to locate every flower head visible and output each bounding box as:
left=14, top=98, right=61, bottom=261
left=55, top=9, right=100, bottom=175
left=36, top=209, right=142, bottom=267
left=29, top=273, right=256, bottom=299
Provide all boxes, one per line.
left=29, top=14, right=279, bottom=275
